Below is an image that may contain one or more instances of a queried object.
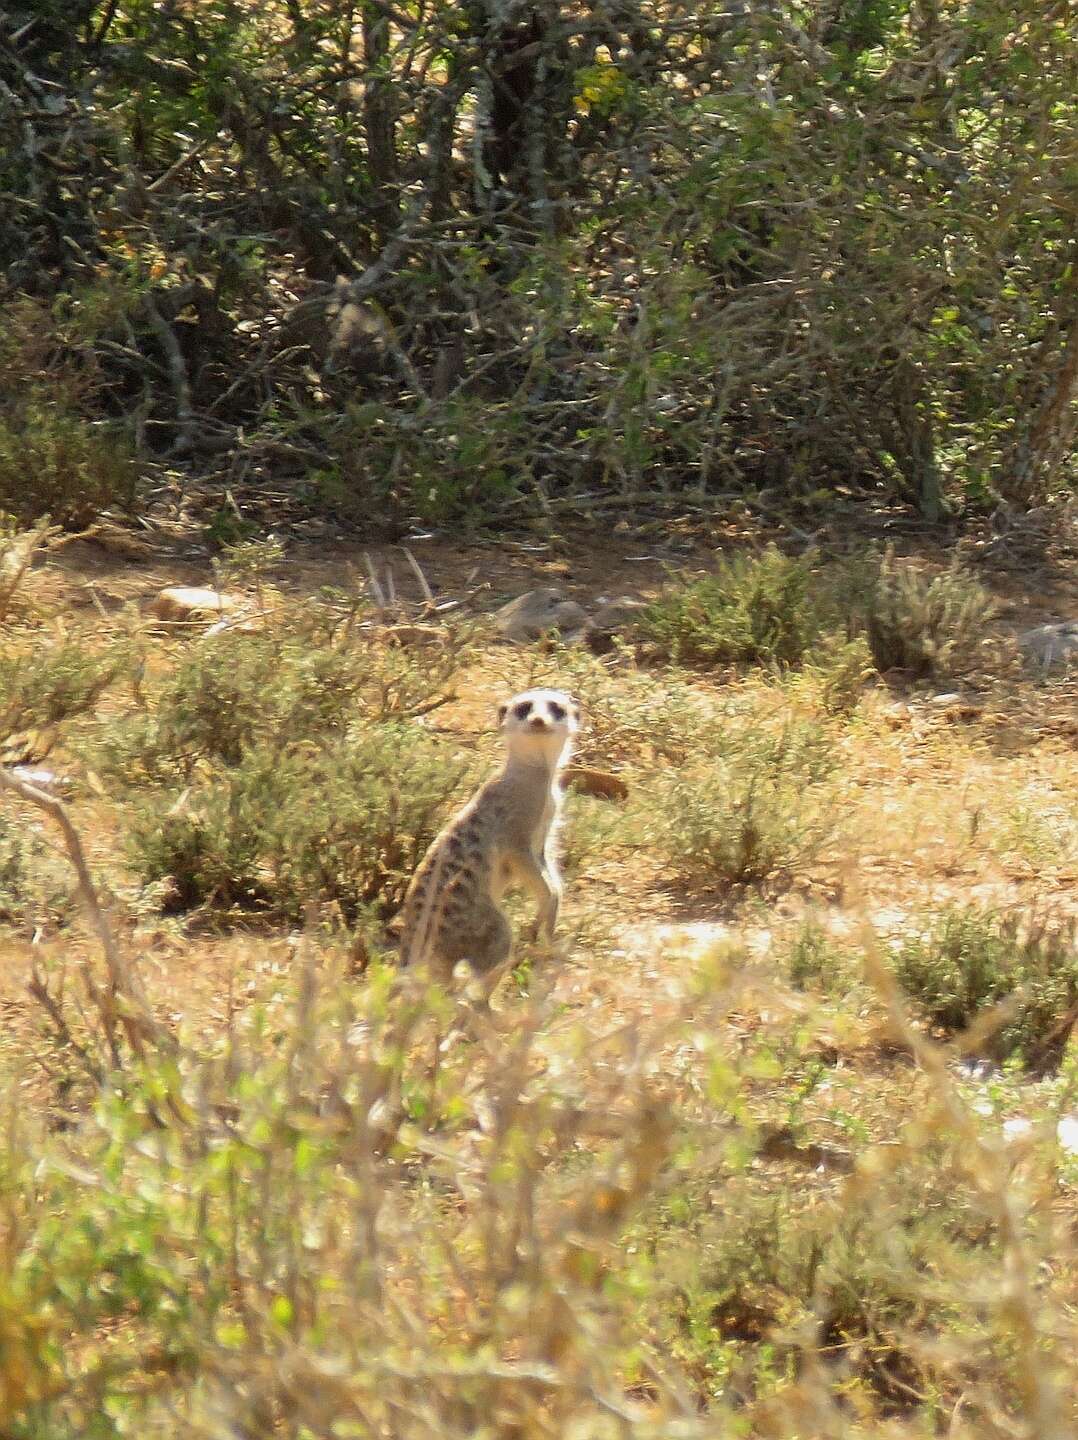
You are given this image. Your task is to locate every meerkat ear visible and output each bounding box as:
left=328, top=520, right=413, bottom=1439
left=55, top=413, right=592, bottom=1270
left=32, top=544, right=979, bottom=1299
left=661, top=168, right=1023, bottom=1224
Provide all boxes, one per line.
left=497, top=701, right=509, bottom=726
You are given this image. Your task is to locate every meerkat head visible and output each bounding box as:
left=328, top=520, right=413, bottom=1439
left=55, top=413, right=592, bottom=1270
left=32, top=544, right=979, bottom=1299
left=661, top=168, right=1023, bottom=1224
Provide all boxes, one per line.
left=497, top=688, right=580, bottom=765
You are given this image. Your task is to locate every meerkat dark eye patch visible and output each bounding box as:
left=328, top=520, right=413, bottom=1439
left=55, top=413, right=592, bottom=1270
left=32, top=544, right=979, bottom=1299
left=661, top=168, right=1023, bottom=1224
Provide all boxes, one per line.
left=513, top=701, right=532, bottom=721
left=548, top=701, right=566, bottom=721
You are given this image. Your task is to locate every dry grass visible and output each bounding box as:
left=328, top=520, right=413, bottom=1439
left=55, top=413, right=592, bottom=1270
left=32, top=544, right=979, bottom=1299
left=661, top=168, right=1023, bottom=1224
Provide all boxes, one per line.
left=0, top=530, right=1075, bottom=1438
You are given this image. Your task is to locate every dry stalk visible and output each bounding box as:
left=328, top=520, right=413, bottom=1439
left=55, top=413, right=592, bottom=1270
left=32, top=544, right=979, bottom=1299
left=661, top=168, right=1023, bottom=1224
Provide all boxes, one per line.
left=0, top=521, right=53, bottom=622
left=0, top=765, right=171, bottom=1061
left=402, top=547, right=435, bottom=605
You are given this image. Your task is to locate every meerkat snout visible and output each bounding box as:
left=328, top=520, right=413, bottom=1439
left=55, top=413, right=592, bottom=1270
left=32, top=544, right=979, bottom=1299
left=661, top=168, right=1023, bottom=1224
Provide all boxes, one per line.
left=399, top=687, right=581, bottom=982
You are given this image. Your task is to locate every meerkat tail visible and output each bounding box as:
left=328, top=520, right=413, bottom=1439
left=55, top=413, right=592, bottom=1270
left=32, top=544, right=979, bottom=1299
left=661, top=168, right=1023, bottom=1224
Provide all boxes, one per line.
left=402, top=845, right=449, bottom=971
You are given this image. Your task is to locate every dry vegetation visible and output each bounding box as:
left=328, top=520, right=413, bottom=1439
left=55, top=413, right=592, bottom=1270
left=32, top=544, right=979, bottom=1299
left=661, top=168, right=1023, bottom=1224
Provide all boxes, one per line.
left=0, top=524, right=1075, bottom=1439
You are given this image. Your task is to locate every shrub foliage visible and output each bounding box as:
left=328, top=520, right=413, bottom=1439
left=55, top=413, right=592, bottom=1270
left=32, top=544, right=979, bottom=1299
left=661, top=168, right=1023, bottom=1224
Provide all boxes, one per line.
left=644, top=719, right=839, bottom=888
left=639, top=548, right=821, bottom=668
left=127, top=726, right=475, bottom=923
left=862, top=549, right=998, bottom=679
left=893, top=907, right=1078, bottom=1069
left=1, top=1, right=1075, bottom=525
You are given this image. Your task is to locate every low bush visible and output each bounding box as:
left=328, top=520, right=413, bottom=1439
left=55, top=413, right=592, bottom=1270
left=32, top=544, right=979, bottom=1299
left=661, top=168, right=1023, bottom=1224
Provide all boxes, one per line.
left=0, top=634, right=130, bottom=749
left=126, top=724, right=477, bottom=922
left=0, top=868, right=1070, bottom=1437
left=98, top=613, right=470, bottom=784
left=989, top=800, right=1078, bottom=873
left=644, top=721, right=839, bottom=888
left=638, top=547, right=822, bottom=668
left=892, top=907, right=1078, bottom=1069
left=861, top=549, right=997, bottom=679
left=637, top=545, right=1000, bottom=685
left=549, top=649, right=724, bottom=768
left=795, top=633, right=875, bottom=716
left=639, top=1164, right=995, bottom=1417
left=786, top=920, right=859, bottom=994
left=0, top=812, right=73, bottom=932
left=0, top=957, right=725, bottom=1437
left=0, top=400, right=137, bottom=528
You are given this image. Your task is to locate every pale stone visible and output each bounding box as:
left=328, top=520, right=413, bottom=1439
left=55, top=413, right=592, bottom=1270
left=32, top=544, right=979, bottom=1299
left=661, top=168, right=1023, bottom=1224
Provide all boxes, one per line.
left=149, top=586, right=242, bottom=624
left=493, top=588, right=588, bottom=643
left=585, top=594, right=646, bottom=653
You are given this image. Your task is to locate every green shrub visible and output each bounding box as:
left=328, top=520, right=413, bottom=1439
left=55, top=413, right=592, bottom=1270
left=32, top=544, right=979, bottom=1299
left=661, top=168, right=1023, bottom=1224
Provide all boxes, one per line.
left=126, top=724, right=477, bottom=922
left=306, top=395, right=526, bottom=529
left=638, top=547, right=822, bottom=668
left=0, top=812, right=73, bottom=931
left=797, top=633, right=875, bottom=716
left=892, top=908, right=1078, bottom=1068
left=642, top=1171, right=988, bottom=1415
left=786, top=920, right=858, bottom=994
left=862, top=549, right=996, bottom=679
left=98, top=616, right=469, bottom=783
left=644, top=722, right=839, bottom=887
left=0, top=635, right=130, bottom=747
left=0, top=910, right=1068, bottom=1436
left=0, top=401, right=137, bottom=528
left=540, top=646, right=730, bottom=769
left=989, top=800, right=1078, bottom=872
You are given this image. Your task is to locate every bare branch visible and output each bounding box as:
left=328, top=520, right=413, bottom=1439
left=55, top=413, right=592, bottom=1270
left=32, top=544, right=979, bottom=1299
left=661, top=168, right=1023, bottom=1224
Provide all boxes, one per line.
left=143, top=294, right=196, bottom=456
left=0, top=766, right=171, bottom=1060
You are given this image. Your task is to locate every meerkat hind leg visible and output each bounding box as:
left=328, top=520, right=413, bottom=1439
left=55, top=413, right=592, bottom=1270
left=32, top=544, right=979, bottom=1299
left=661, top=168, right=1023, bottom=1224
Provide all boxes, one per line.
left=462, top=899, right=514, bottom=977
left=450, top=901, right=514, bottom=1016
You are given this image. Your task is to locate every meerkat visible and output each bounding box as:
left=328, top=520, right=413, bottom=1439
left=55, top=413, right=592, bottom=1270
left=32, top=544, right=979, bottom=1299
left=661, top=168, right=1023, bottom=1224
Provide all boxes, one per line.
left=399, top=688, right=580, bottom=980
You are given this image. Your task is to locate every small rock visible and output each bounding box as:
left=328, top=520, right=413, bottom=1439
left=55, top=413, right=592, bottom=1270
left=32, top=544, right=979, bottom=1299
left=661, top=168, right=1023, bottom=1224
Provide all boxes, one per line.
left=149, top=586, right=242, bottom=624
left=585, top=594, right=647, bottom=653
left=562, top=766, right=629, bottom=802
left=1017, top=620, right=1078, bottom=671
left=493, top=588, right=588, bottom=644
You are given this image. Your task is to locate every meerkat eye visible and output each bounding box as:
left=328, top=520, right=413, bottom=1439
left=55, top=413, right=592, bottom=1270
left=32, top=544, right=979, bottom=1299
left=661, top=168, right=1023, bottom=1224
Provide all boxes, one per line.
left=513, top=700, right=532, bottom=721
left=548, top=701, right=566, bottom=722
